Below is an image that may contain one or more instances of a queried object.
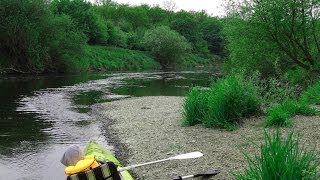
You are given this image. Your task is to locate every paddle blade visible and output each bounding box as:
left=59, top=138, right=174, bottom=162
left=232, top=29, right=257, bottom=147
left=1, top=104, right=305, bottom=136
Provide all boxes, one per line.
left=172, top=152, right=203, bottom=160
left=194, top=169, right=220, bottom=178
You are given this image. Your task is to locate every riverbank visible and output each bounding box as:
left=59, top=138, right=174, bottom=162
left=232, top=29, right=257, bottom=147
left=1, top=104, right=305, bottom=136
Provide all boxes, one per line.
left=94, top=96, right=320, bottom=179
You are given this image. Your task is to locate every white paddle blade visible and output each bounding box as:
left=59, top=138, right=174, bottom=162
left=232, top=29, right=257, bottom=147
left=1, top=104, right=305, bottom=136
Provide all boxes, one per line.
left=172, top=152, right=203, bottom=160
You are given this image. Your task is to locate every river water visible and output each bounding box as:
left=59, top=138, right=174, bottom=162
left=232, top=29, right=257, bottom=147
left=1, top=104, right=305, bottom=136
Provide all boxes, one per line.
left=0, top=71, right=214, bottom=179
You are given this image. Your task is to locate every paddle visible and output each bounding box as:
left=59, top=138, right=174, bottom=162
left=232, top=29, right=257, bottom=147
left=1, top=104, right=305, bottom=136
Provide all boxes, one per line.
left=118, top=152, right=203, bottom=172
left=173, top=169, right=220, bottom=180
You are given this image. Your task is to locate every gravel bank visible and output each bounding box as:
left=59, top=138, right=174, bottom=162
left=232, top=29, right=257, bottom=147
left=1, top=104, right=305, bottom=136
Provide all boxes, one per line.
left=96, top=96, right=320, bottom=179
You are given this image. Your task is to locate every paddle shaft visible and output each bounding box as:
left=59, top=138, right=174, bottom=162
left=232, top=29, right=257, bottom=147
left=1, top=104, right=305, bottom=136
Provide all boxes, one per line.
left=119, top=152, right=203, bottom=172
left=119, top=158, right=171, bottom=172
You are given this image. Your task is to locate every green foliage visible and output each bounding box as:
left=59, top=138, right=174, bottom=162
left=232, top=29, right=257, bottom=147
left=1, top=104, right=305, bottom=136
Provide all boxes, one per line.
left=0, top=0, right=52, bottom=72
left=203, top=75, right=260, bottom=130
left=51, top=0, right=108, bottom=44
left=107, top=26, right=128, bottom=48
left=225, top=0, right=320, bottom=75
left=235, top=130, right=320, bottom=179
left=142, top=26, right=191, bottom=68
left=264, top=108, right=292, bottom=127
left=300, top=81, right=320, bottom=105
left=200, top=17, right=225, bottom=56
left=182, top=87, right=209, bottom=126
left=1, top=0, right=226, bottom=73
left=181, top=54, right=211, bottom=68
left=47, top=15, right=87, bottom=72
left=254, top=76, right=297, bottom=108
left=283, top=67, right=310, bottom=85
left=81, top=46, right=159, bottom=71
left=223, top=17, right=283, bottom=76
left=264, top=100, right=318, bottom=127
left=183, top=75, right=261, bottom=130
left=171, top=11, right=209, bottom=54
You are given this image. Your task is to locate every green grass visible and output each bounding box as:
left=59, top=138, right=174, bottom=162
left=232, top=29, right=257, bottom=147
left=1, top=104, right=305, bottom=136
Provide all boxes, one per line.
left=300, top=81, right=320, bottom=105
left=182, top=75, right=261, bottom=130
left=182, top=87, right=209, bottom=126
left=264, top=81, right=320, bottom=127
left=264, top=100, right=318, bottom=127
left=81, top=45, right=160, bottom=71
left=203, top=75, right=260, bottom=130
left=235, top=130, right=320, bottom=179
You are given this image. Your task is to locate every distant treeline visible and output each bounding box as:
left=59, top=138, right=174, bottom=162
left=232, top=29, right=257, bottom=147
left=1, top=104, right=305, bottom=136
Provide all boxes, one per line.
left=0, top=0, right=225, bottom=73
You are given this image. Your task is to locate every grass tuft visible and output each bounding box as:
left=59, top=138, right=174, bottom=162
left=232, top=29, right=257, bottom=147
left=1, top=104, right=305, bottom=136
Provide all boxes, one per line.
left=264, top=100, right=318, bottom=127
left=235, top=130, right=320, bottom=179
left=182, top=75, right=261, bottom=130
left=203, top=75, right=260, bottom=130
left=182, top=87, right=209, bottom=126
left=300, top=81, right=320, bottom=105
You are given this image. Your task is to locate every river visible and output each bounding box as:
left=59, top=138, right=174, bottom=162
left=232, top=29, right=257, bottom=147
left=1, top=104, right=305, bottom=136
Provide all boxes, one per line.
left=0, top=71, right=214, bottom=179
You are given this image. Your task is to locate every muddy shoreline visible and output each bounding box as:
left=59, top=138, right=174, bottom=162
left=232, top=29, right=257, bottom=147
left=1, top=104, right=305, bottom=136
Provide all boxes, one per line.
left=93, top=96, right=320, bottom=180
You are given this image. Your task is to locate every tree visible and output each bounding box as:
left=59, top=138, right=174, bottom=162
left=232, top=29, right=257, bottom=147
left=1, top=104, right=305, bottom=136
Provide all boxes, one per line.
left=170, top=11, right=209, bottom=54
left=228, top=0, right=320, bottom=72
left=0, top=0, right=52, bottom=72
left=200, top=17, right=225, bottom=56
left=142, top=26, right=191, bottom=68
left=50, top=0, right=108, bottom=45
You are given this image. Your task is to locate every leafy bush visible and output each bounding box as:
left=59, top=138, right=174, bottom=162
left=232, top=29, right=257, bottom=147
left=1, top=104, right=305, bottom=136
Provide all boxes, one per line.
left=300, top=82, right=320, bottom=105
left=283, top=67, right=310, bottom=85
left=235, top=130, right=320, bottom=179
left=142, top=26, right=191, bottom=69
left=264, top=100, right=318, bottom=127
left=182, top=87, right=209, bottom=126
left=0, top=0, right=52, bottom=72
left=48, top=15, right=87, bottom=72
left=250, top=72, right=297, bottom=108
left=182, top=75, right=260, bottom=130
left=203, top=75, right=260, bottom=130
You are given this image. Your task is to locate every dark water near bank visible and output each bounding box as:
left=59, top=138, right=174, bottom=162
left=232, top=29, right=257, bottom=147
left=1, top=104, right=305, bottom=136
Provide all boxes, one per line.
left=0, top=71, right=215, bottom=179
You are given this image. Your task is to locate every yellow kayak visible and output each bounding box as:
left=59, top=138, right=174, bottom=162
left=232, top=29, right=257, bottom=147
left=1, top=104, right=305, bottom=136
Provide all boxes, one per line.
left=84, top=141, right=134, bottom=180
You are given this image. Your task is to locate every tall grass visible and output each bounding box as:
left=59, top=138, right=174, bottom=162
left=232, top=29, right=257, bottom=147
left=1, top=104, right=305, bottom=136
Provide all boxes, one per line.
left=81, top=45, right=159, bottom=71
left=235, top=130, right=320, bottom=179
left=182, top=75, right=261, bottom=130
left=182, top=87, right=209, bottom=126
left=203, top=75, right=260, bottom=130
left=300, top=81, right=320, bottom=105
left=264, top=100, right=318, bottom=127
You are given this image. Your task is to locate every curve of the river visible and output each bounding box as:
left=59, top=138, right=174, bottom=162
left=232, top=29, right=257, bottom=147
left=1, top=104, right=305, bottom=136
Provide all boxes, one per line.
left=0, top=72, right=213, bottom=180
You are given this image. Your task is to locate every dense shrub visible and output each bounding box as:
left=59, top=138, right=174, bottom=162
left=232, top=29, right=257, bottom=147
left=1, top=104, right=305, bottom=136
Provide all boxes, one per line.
left=182, top=87, right=209, bottom=126
left=300, top=82, right=320, bottom=105
left=183, top=75, right=261, bottom=130
left=250, top=72, right=297, bottom=108
left=283, top=67, right=310, bottom=85
left=235, top=130, right=320, bottom=179
left=142, top=26, right=191, bottom=69
left=264, top=100, right=318, bottom=127
left=203, top=75, right=260, bottom=130
left=0, top=0, right=52, bottom=72
left=48, top=15, right=87, bottom=72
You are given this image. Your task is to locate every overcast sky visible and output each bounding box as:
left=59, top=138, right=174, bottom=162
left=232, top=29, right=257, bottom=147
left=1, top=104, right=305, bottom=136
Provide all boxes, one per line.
left=91, top=0, right=226, bottom=16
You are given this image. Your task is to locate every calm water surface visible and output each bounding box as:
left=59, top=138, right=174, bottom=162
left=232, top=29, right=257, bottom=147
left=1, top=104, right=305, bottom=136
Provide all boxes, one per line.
left=0, top=71, right=215, bottom=179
